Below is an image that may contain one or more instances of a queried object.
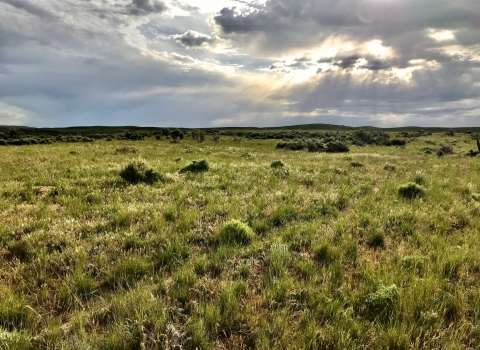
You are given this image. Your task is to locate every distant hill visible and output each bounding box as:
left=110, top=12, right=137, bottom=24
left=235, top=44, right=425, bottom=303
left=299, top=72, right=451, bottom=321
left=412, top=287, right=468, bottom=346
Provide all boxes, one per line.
left=0, top=123, right=479, bottom=135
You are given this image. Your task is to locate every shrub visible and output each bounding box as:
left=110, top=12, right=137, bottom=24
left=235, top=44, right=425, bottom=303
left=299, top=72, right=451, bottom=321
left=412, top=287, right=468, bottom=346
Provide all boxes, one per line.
left=270, top=160, right=285, bottom=168
left=179, top=159, right=209, bottom=173
left=365, top=284, right=400, bottom=320
left=306, top=140, right=324, bottom=152
left=116, top=146, right=138, bottom=154
left=387, top=139, right=406, bottom=146
left=350, top=161, right=363, bottom=168
left=437, top=145, right=453, bottom=157
left=0, top=139, right=8, bottom=146
left=218, top=220, right=254, bottom=245
left=119, top=160, right=162, bottom=184
left=313, top=242, right=338, bottom=266
left=367, top=230, right=385, bottom=249
left=398, top=182, right=425, bottom=199
left=325, top=141, right=349, bottom=153
left=384, top=163, right=396, bottom=171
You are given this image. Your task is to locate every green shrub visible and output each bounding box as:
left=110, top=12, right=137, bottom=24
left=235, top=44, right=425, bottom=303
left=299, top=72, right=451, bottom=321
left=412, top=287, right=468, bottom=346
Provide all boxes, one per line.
left=437, top=145, right=453, bottom=156
left=0, top=288, right=30, bottom=331
left=384, top=163, right=396, bottom=171
left=270, top=160, right=285, bottom=168
left=365, top=284, right=400, bottom=320
left=115, top=146, right=138, bottom=154
left=218, top=220, right=254, bottom=245
left=313, top=242, right=338, bottom=266
left=325, top=141, right=349, bottom=153
left=397, top=182, right=425, bottom=199
left=179, top=159, right=209, bottom=173
left=367, top=229, right=385, bottom=249
left=119, top=160, right=162, bottom=184
left=350, top=161, right=363, bottom=168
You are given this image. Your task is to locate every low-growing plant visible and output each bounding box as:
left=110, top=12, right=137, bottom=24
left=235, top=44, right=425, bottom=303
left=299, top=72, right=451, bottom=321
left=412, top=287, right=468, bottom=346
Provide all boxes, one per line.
left=270, top=243, right=291, bottom=278
left=384, top=163, right=396, bottom=171
left=0, top=288, right=31, bottom=331
left=366, top=229, right=385, bottom=249
left=119, top=160, right=162, bottom=184
left=179, top=159, right=210, bottom=173
left=218, top=219, right=254, bottom=245
left=107, top=256, right=150, bottom=290
left=270, top=160, right=285, bottom=168
left=437, top=144, right=453, bottom=156
left=325, top=141, right=349, bottom=153
left=365, top=284, right=400, bottom=320
left=313, top=242, right=338, bottom=266
left=115, top=146, right=138, bottom=154
left=398, top=182, right=425, bottom=199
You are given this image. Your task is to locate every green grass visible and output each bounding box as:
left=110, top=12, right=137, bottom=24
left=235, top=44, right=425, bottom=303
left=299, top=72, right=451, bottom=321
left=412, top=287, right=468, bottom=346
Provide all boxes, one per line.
left=0, top=132, right=479, bottom=349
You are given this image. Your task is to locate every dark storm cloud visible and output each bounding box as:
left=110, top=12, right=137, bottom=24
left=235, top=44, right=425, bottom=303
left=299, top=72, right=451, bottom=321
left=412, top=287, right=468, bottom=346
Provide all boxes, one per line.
left=171, top=30, right=216, bottom=48
left=334, top=55, right=361, bottom=69
left=127, top=0, right=166, bottom=16
left=213, top=7, right=281, bottom=34
left=0, top=0, right=56, bottom=19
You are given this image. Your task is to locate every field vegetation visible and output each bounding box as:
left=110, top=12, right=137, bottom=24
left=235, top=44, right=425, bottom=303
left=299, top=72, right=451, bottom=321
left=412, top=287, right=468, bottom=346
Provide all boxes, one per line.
left=1, top=126, right=480, bottom=349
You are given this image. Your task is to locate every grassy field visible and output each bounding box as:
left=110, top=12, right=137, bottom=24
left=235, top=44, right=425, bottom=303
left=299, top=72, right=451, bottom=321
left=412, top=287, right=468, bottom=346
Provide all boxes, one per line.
left=1, top=132, right=480, bottom=349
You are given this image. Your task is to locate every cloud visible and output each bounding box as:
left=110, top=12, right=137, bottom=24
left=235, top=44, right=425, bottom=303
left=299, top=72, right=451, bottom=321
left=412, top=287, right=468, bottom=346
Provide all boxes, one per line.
left=0, top=0, right=55, bottom=19
left=0, top=0, right=479, bottom=128
left=171, top=30, right=216, bottom=48
left=127, top=0, right=167, bottom=16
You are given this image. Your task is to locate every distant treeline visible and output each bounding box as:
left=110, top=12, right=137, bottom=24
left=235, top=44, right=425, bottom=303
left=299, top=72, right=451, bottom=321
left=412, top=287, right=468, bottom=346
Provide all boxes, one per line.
left=0, top=125, right=476, bottom=147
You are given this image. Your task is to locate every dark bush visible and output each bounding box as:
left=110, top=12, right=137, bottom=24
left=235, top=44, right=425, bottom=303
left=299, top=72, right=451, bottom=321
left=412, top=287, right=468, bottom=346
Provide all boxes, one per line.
left=171, top=129, right=184, bottom=141
left=398, top=182, right=425, bottom=199
left=180, top=159, right=209, bottom=173
left=325, top=141, right=349, bottom=153
left=387, top=139, right=407, bottom=146
left=0, top=139, right=8, bottom=146
left=437, top=145, right=453, bottom=157
left=120, top=160, right=163, bottom=184
left=116, top=146, right=138, bottom=154
left=270, top=160, right=284, bottom=168
left=124, top=132, right=144, bottom=140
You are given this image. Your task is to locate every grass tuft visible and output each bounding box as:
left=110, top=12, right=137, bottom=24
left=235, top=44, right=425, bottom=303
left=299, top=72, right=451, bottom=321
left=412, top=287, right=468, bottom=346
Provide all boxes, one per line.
left=218, top=219, right=254, bottom=245
left=397, top=182, right=425, bottom=199
left=179, top=159, right=209, bottom=173
left=119, top=160, right=163, bottom=184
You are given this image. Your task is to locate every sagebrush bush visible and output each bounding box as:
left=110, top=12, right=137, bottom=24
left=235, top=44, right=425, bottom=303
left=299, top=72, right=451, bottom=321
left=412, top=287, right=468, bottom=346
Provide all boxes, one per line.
left=270, top=160, right=285, bottom=168
left=119, top=160, right=162, bottom=184
left=116, top=146, right=138, bottom=154
left=179, top=159, right=209, bottom=173
left=384, top=163, right=396, bottom=171
left=218, top=220, right=254, bottom=245
left=367, top=229, right=385, bottom=249
left=398, top=182, right=425, bottom=199
left=325, top=141, right=349, bottom=153
left=365, top=284, right=400, bottom=320
left=437, top=144, right=453, bottom=156
left=313, top=242, right=338, bottom=265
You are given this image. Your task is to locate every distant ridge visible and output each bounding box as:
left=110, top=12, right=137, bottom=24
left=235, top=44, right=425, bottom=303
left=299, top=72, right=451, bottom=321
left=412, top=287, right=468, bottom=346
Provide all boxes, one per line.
left=0, top=123, right=479, bottom=134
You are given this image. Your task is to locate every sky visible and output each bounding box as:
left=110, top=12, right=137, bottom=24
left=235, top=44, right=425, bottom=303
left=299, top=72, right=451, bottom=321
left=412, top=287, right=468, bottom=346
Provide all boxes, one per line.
left=0, top=0, right=479, bottom=128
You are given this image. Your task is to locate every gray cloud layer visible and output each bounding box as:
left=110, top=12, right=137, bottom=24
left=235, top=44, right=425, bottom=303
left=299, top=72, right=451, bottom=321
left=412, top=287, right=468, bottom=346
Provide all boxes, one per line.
left=0, top=0, right=479, bottom=127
